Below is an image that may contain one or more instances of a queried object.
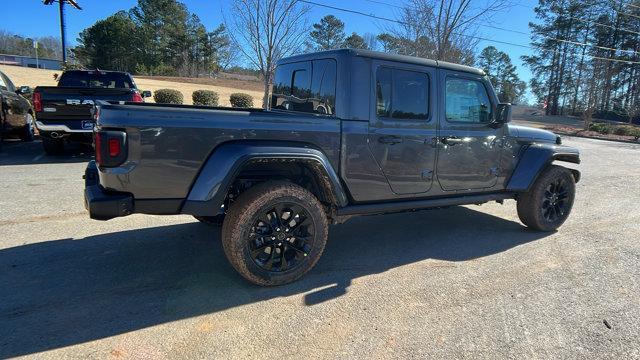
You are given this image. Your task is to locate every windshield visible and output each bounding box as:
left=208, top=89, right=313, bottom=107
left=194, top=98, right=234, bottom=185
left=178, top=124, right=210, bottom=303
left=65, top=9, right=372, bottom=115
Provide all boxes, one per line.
left=58, top=71, right=135, bottom=89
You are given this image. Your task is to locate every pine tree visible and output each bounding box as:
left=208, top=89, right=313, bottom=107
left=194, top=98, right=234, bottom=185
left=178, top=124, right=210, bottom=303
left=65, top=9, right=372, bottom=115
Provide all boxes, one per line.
left=309, top=15, right=345, bottom=51
left=343, top=33, right=369, bottom=50
left=477, top=46, right=526, bottom=103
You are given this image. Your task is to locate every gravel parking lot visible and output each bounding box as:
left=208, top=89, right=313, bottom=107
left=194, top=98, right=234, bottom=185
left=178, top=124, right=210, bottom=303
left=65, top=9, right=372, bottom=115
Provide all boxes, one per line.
left=1, top=136, right=639, bottom=359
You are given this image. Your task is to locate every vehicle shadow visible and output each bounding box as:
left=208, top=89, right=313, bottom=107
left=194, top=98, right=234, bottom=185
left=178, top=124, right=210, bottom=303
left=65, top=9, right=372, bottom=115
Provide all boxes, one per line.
left=0, top=206, right=549, bottom=358
left=0, top=139, right=93, bottom=166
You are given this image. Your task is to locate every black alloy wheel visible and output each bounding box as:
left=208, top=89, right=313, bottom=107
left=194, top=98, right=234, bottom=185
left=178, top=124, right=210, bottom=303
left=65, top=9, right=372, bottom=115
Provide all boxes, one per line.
left=541, top=177, right=570, bottom=222
left=248, top=203, right=314, bottom=272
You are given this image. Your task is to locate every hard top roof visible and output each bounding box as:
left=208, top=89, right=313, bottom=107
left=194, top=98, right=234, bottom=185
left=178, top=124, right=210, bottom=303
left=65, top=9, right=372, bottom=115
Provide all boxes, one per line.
left=278, top=48, right=485, bottom=76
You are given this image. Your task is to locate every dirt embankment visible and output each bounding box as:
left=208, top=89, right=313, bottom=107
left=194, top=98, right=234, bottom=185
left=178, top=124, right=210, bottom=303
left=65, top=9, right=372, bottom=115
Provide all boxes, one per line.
left=0, top=65, right=263, bottom=107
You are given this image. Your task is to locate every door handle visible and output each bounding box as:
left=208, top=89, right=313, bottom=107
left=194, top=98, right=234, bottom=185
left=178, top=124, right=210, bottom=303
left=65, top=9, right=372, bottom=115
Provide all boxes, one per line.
left=441, top=136, right=464, bottom=145
left=378, top=135, right=403, bottom=145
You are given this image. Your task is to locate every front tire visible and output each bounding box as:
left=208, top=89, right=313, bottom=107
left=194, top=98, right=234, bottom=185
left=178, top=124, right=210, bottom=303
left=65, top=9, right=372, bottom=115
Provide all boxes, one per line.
left=221, top=182, right=329, bottom=286
left=517, top=165, right=576, bottom=231
left=42, top=136, right=64, bottom=155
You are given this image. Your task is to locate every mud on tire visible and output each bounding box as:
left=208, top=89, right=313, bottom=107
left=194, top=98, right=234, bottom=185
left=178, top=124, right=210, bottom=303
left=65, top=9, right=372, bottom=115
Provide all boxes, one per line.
left=221, top=181, right=329, bottom=286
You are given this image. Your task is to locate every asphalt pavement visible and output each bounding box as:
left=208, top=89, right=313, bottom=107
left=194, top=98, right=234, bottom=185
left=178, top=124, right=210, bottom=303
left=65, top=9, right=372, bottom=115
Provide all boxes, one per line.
left=0, top=136, right=639, bottom=359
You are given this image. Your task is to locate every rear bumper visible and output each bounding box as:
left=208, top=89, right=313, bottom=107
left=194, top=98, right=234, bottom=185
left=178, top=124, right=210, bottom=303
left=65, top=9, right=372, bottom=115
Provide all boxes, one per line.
left=36, top=120, right=94, bottom=133
left=84, top=161, right=133, bottom=220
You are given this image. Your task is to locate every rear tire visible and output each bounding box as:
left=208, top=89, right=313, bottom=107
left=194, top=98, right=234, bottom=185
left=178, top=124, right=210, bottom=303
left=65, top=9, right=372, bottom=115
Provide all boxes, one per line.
left=42, top=136, right=64, bottom=155
left=221, top=182, right=328, bottom=286
left=517, top=165, right=576, bottom=231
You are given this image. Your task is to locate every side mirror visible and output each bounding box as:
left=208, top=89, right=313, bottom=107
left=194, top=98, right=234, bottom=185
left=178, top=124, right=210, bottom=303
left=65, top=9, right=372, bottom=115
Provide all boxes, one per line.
left=16, top=86, right=32, bottom=95
left=493, top=103, right=512, bottom=126
left=142, top=90, right=152, bottom=98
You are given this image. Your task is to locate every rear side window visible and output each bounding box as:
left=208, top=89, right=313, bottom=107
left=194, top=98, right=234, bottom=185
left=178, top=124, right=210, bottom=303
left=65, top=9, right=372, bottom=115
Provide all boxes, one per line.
left=376, top=67, right=429, bottom=120
left=445, top=78, right=492, bottom=123
left=58, top=71, right=135, bottom=89
left=271, top=59, right=336, bottom=115
left=292, top=69, right=311, bottom=99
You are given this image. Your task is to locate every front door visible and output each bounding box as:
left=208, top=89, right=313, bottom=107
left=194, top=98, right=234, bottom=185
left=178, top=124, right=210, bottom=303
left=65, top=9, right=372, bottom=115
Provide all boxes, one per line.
left=367, top=63, right=438, bottom=195
left=436, top=71, right=505, bottom=191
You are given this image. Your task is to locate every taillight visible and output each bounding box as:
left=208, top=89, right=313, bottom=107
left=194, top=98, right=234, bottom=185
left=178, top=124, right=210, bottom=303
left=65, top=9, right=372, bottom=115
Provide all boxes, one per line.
left=32, top=92, right=42, bottom=112
left=108, top=138, right=121, bottom=157
left=131, top=92, right=143, bottom=102
left=94, top=130, right=127, bottom=167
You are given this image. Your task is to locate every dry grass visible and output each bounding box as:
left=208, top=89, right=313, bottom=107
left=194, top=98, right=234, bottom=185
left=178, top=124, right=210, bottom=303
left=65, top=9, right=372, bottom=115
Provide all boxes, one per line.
left=0, top=65, right=263, bottom=107
left=137, top=75, right=263, bottom=92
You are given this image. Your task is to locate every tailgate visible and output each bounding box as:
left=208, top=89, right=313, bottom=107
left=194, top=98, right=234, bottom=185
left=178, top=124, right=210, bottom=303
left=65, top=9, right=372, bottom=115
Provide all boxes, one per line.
left=35, top=87, right=134, bottom=122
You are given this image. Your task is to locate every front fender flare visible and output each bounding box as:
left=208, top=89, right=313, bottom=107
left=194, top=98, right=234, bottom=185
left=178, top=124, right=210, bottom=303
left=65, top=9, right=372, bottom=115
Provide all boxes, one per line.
left=181, top=143, right=348, bottom=216
left=507, top=143, right=580, bottom=192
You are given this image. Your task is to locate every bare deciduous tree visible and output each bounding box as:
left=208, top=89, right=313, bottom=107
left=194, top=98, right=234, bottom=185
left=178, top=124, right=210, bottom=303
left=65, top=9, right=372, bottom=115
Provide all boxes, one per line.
left=383, top=0, right=510, bottom=65
left=430, top=0, right=509, bottom=62
left=226, top=0, right=310, bottom=108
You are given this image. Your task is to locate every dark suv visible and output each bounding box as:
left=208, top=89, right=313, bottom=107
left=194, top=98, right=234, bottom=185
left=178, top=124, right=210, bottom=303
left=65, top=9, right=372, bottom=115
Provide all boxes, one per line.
left=0, top=70, right=34, bottom=150
left=84, top=49, right=580, bottom=286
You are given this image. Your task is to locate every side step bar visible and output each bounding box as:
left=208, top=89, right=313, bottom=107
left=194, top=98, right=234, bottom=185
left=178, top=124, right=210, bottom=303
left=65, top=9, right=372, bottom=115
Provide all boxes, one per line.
left=336, top=192, right=516, bottom=217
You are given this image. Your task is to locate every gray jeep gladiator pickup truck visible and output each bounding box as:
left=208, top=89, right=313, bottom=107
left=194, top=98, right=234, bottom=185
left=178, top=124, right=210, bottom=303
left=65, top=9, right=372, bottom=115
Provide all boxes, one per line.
left=84, top=49, right=580, bottom=286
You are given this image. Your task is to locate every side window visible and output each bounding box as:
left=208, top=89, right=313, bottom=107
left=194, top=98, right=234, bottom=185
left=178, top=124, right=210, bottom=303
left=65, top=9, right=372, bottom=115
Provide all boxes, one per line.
left=0, top=73, right=7, bottom=91
left=376, top=67, right=392, bottom=117
left=445, top=78, right=492, bottom=123
left=291, top=69, right=310, bottom=99
left=271, top=61, right=311, bottom=112
left=271, top=59, right=336, bottom=115
left=376, top=67, right=429, bottom=120
left=272, top=63, right=295, bottom=108
left=310, top=59, right=336, bottom=115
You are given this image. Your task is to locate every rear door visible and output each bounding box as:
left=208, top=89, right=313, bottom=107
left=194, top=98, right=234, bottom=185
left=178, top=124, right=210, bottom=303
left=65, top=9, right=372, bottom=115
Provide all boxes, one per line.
left=367, top=62, right=438, bottom=195
left=435, top=70, right=505, bottom=191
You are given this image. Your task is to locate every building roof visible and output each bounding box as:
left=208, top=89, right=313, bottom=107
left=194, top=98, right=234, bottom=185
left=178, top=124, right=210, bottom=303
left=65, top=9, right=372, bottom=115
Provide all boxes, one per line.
left=278, top=48, right=485, bottom=76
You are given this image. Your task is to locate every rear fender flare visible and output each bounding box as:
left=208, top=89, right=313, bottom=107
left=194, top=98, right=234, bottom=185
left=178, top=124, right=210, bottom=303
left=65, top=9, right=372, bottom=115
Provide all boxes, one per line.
left=507, top=143, right=580, bottom=192
left=181, top=142, right=348, bottom=216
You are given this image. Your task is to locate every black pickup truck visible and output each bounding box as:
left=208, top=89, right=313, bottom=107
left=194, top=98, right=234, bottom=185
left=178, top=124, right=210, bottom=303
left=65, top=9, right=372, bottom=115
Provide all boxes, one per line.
left=33, top=70, right=151, bottom=154
left=84, top=49, right=580, bottom=286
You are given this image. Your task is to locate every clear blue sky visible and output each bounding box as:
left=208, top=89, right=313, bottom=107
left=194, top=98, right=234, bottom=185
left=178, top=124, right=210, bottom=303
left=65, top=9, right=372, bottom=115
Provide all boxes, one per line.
left=3, top=0, right=538, bottom=96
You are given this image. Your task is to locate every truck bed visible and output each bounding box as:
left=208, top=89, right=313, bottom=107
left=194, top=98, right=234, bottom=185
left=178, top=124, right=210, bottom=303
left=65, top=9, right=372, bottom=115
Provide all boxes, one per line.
left=95, top=101, right=342, bottom=200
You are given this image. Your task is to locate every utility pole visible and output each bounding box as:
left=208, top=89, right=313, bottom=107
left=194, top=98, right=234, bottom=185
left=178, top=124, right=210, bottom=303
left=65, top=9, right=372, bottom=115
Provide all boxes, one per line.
left=59, top=0, right=66, bottom=64
left=43, top=0, right=82, bottom=67
left=34, top=41, right=39, bottom=69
